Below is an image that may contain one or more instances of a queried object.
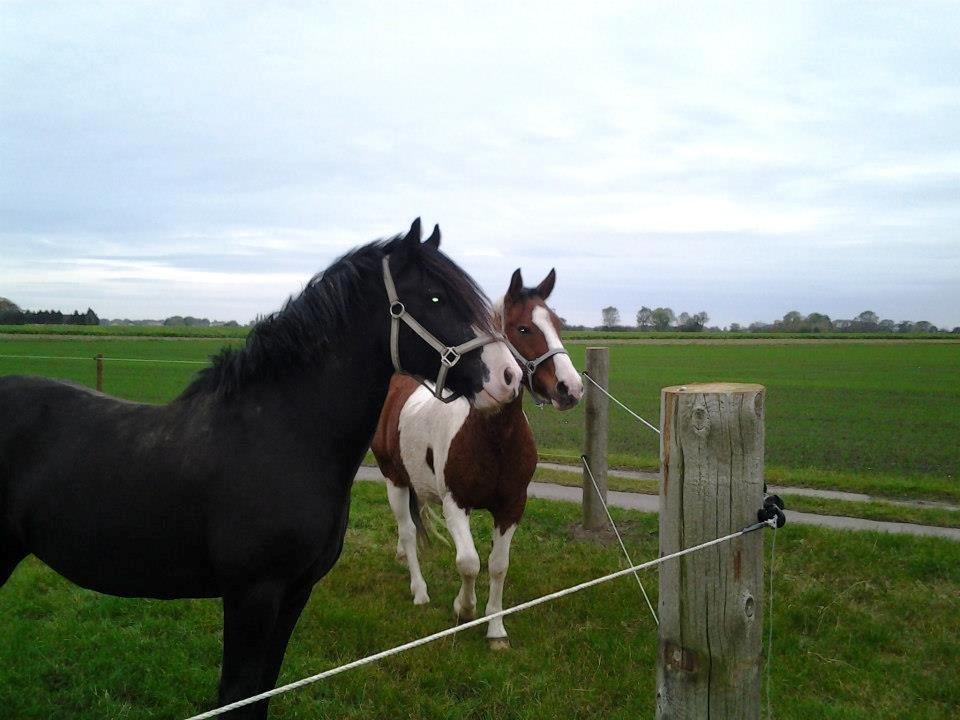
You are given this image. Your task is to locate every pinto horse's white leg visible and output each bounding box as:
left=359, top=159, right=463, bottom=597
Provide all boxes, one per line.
left=442, top=494, right=480, bottom=623
left=485, top=523, right=517, bottom=650
left=386, top=482, right=430, bottom=605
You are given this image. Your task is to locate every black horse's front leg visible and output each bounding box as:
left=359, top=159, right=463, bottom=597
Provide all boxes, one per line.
left=258, top=581, right=314, bottom=697
left=218, top=581, right=285, bottom=719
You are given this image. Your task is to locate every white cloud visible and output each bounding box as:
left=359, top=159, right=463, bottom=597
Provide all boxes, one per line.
left=0, top=1, right=958, bottom=328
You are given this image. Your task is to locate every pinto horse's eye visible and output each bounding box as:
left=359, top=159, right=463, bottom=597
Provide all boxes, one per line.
left=518, top=326, right=531, bottom=335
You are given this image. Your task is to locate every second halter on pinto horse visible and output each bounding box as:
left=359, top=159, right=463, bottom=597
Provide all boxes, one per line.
left=372, top=268, right=583, bottom=649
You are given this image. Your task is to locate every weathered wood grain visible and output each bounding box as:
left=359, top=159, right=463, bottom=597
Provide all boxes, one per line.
left=656, top=382, right=766, bottom=719
left=581, top=347, right=609, bottom=530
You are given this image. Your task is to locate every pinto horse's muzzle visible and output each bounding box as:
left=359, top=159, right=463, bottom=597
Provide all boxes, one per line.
left=382, top=255, right=502, bottom=403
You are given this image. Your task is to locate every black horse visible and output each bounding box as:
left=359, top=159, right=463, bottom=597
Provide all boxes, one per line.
left=0, top=220, right=520, bottom=718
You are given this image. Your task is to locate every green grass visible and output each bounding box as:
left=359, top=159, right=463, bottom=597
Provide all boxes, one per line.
left=0, top=324, right=249, bottom=338
left=0, top=336, right=241, bottom=403
left=564, top=330, right=955, bottom=341
left=0, top=482, right=958, bottom=718
left=524, top=343, right=960, bottom=501
left=2, top=337, right=958, bottom=501
left=3, top=324, right=956, bottom=341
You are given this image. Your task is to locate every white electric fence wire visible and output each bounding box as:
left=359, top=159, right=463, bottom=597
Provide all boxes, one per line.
left=183, top=519, right=776, bottom=720
left=766, top=524, right=778, bottom=719
left=580, top=455, right=659, bottom=626
left=581, top=371, right=660, bottom=435
left=0, top=354, right=207, bottom=365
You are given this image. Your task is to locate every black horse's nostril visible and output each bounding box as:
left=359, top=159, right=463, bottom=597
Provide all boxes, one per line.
left=504, top=368, right=515, bottom=386
left=557, top=381, right=569, bottom=397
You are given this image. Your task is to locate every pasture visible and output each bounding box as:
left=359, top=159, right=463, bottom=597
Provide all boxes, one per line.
left=1, top=334, right=959, bottom=717
left=0, top=481, right=957, bottom=719
left=1, top=335, right=957, bottom=500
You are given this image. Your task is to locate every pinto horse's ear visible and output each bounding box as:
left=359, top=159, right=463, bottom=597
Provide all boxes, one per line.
left=425, top=224, right=441, bottom=249
left=507, top=268, right=524, bottom=301
left=536, top=268, right=556, bottom=300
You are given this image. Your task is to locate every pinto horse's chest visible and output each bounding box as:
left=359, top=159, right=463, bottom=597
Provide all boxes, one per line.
left=397, top=391, right=537, bottom=511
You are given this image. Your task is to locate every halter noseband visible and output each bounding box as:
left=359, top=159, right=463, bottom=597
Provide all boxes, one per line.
left=501, top=313, right=569, bottom=408
left=382, top=255, right=501, bottom=403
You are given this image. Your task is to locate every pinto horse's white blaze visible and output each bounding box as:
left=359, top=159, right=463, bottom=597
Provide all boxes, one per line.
left=531, top=305, right=583, bottom=407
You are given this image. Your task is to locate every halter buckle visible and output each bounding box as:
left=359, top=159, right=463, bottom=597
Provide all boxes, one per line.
left=441, top=347, right=461, bottom=367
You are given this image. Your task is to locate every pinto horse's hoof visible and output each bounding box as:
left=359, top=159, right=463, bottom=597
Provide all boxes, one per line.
left=488, top=637, right=511, bottom=651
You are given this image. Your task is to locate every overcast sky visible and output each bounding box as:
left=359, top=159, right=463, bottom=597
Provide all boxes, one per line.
left=1, top=1, right=958, bottom=328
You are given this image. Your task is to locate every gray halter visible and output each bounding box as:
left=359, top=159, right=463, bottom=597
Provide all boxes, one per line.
left=501, top=313, right=569, bottom=408
left=382, top=255, right=501, bottom=403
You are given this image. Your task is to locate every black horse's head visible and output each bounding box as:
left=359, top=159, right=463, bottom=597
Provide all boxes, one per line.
left=382, top=219, right=520, bottom=410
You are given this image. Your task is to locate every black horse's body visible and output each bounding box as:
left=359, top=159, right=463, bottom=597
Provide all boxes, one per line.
left=0, top=221, right=502, bottom=718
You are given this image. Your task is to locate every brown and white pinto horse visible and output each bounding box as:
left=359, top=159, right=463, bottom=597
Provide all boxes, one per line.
left=371, top=268, right=583, bottom=648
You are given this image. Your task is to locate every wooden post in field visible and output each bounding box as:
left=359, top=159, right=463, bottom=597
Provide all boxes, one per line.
left=656, top=383, right=766, bottom=719
left=581, top=347, right=609, bottom=530
left=95, top=354, right=103, bottom=392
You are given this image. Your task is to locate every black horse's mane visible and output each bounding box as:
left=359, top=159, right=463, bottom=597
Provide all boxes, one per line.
left=179, top=235, right=494, bottom=400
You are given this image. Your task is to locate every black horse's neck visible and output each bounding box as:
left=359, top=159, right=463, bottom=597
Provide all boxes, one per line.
left=174, top=240, right=400, bottom=469
left=179, top=241, right=394, bottom=402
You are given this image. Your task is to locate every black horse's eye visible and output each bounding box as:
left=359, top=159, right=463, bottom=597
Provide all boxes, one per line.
left=430, top=295, right=442, bottom=305
left=518, top=326, right=531, bottom=335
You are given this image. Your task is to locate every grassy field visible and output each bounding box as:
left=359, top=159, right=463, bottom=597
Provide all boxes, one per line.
left=2, top=324, right=955, bottom=341
left=0, top=481, right=957, bottom=719
left=1, top=335, right=957, bottom=501
left=532, top=342, right=960, bottom=502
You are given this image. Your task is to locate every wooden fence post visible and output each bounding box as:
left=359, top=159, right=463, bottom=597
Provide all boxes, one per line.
left=581, top=347, right=609, bottom=530
left=656, top=383, right=766, bottom=719
left=95, top=354, right=103, bottom=392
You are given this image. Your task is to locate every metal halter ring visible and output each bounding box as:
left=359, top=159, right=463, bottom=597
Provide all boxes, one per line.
left=389, top=301, right=405, bottom=318
left=441, top=348, right=461, bottom=367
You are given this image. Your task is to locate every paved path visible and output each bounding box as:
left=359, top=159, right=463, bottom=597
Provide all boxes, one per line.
left=539, top=462, right=960, bottom=513
left=355, top=466, right=960, bottom=542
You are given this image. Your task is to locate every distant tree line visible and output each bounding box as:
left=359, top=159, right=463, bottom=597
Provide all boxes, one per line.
left=587, top=305, right=711, bottom=332
left=0, top=297, right=243, bottom=328
left=0, top=297, right=99, bottom=325
left=573, top=305, right=960, bottom=334
left=733, top=310, right=957, bottom=334
left=102, top=316, right=242, bottom=327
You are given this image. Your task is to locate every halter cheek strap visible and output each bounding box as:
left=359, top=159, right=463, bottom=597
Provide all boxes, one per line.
left=382, top=255, right=500, bottom=403
left=501, top=315, right=570, bottom=408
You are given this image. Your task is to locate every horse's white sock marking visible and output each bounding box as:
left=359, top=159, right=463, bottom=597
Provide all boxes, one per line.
left=485, top=524, right=517, bottom=640
left=386, top=483, right=430, bottom=605
left=442, top=494, right=480, bottom=622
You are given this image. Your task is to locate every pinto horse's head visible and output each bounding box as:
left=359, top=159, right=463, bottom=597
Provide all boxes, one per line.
left=499, top=269, right=583, bottom=411
left=384, top=219, right=520, bottom=411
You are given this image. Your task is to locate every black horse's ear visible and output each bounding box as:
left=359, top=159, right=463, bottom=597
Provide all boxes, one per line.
left=402, top=218, right=422, bottom=250
left=535, top=268, right=556, bottom=300
left=425, top=224, right=441, bottom=249
left=507, top=268, right=524, bottom=301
